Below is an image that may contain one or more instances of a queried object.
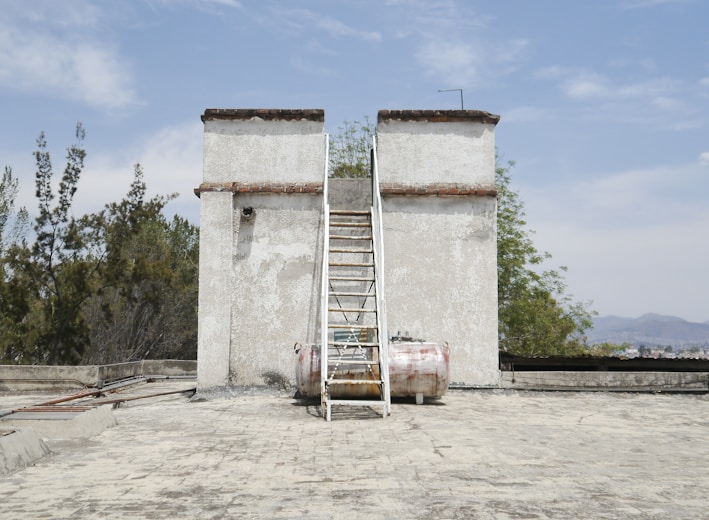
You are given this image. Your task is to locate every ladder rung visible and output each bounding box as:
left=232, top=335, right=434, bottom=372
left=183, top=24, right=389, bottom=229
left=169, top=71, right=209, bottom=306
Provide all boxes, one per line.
left=329, top=248, right=373, bottom=253
left=328, top=308, right=376, bottom=313
left=330, top=222, right=371, bottom=228
left=328, top=359, right=378, bottom=366
left=328, top=341, right=379, bottom=347
left=328, top=324, right=371, bottom=329
left=329, top=262, right=373, bottom=267
left=329, top=292, right=374, bottom=297
left=324, top=399, right=387, bottom=409
left=330, top=210, right=370, bottom=215
left=329, top=276, right=374, bottom=281
left=326, top=379, right=383, bottom=385
left=330, top=235, right=372, bottom=240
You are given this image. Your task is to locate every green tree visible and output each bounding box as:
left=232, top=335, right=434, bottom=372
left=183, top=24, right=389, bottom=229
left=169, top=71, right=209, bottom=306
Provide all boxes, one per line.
left=329, top=118, right=375, bottom=178
left=80, top=166, right=198, bottom=363
left=0, top=166, right=29, bottom=253
left=0, top=126, right=199, bottom=365
left=496, top=160, right=594, bottom=356
left=21, top=123, right=94, bottom=364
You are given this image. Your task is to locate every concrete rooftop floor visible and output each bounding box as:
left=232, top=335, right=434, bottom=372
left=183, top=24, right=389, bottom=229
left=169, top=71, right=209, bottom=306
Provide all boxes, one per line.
left=0, top=384, right=708, bottom=519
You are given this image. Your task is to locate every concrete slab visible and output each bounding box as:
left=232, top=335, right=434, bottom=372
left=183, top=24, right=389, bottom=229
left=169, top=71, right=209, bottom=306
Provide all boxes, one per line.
left=1, top=406, right=116, bottom=440
left=0, top=388, right=707, bottom=519
left=0, top=428, right=51, bottom=475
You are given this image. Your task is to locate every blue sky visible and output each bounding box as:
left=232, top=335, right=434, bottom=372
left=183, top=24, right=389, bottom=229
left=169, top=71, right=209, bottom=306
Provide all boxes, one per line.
left=1, top=0, right=707, bottom=322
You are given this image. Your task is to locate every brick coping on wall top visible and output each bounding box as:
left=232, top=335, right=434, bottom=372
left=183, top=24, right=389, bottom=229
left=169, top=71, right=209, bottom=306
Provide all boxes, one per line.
left=194, top=182, right=497, bottom=198
left=201, top=108, right=325, bottom=123
left=200, top=108, right=499, bottom=125
left=378, top=109, right=500, bottom=125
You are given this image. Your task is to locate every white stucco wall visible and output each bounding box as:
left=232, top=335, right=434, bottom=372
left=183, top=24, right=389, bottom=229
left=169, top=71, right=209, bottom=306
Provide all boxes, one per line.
left=203, top=119, right=325, bottom=184
left=376, top=111, right=500, bottom=386
left=381, top=198, right=499, bottom=385
left=376, top=119, right=497, bottom=185
left=197, top=192, right=234, bottom=388
left=198, top=111, right=325, bottom=390
left=228, top=193, right=322, bottom=385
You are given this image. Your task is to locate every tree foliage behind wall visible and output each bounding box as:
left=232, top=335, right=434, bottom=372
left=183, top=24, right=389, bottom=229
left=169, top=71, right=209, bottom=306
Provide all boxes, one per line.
left=496, top=160, right=595, bottom=356
left=328, top=118, right=375, bottom=178
left=0, top=125, right=198, bottom=365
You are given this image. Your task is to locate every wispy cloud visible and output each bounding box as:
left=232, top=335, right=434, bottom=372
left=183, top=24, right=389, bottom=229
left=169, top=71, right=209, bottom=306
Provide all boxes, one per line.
left=409, top=4, right=528, bottom=90
left=621, top=0, right=690, bottom=9
left=560, top=70, right=680, bottom=102
left=0, top=4, right=139, bottom=110
left=519, top=162, right=709, bottom=320
left=275, top=8, right=381, bottom=42
left=535, top=65, right=702, bottom=126
left=700, top=152, right=709, bottom=165
left=75, top=122, right=203, bottom=221
left=147, top=0, right=242, bottom=9
left=416, top=37, right=529, bottom=88
left=502, top=106, right=555, bottom=124
left=205, top=0, right=242, bottom=7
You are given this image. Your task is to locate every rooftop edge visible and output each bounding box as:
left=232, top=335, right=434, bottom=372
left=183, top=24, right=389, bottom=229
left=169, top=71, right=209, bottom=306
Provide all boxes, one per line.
left=378, top=109, right=500, bottom=125
left=201, top=108, right=325, bottom=123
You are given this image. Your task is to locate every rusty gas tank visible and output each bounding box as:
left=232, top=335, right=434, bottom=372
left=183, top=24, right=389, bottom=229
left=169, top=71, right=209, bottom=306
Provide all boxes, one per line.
left=295, top=342, right=449, bottom=399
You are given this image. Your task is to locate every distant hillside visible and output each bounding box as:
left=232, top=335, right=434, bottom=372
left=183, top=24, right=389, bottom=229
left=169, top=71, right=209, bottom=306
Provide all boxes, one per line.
left=589, top=313, right=709, bottom=348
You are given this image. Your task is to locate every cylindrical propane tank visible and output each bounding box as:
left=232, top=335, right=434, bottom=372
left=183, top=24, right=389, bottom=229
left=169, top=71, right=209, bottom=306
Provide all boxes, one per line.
left=295, top=342, right=449, bottom=399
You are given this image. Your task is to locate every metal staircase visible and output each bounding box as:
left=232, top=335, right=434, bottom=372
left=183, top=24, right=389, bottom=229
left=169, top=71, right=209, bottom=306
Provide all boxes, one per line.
left=320, top=137, right=391, bottom=421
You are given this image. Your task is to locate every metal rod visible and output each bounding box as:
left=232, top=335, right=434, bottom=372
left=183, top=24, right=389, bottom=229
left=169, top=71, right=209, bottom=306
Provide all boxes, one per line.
left=437, top=88, right=464, bottom=109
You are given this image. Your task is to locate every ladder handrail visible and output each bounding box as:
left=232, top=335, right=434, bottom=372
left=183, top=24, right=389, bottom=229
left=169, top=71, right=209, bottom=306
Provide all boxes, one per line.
left=320, top=133, right=330, bottom=401
left=370, top=135, right=391, bottom=415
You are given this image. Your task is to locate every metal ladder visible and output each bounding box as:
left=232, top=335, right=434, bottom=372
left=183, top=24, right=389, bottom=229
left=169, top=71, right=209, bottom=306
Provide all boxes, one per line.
left=321, top=208, right=390, bottom=420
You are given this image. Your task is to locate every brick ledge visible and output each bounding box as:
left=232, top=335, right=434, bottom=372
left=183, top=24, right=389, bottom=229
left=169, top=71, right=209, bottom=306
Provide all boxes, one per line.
left=194, top=182, right=497, bottom=198
left=380, top=183, right=498, bottom=197
left=194, top=182, right=323, bottom=197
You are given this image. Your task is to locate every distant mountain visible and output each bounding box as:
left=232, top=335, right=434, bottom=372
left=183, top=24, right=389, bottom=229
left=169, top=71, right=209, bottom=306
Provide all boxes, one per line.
left=589, top=313, right=709, bottom=348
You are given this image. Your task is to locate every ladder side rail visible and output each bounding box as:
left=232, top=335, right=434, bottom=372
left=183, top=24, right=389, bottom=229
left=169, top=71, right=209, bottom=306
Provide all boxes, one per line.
left=320, top=133, right=330, bottom=404
left=370, top=135, right=391, bottom=414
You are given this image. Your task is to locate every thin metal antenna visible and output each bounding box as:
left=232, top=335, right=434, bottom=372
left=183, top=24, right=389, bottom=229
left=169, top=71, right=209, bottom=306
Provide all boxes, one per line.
left=437, top=88, right=464, bottom=109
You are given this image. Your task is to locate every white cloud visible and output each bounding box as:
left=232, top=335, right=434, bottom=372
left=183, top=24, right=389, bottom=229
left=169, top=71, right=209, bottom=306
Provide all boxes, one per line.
left=699, top=152, right=709, bottom=165
left=518, top=162, right=709, bottom=321
left=564, top=72, right=609, bottom=99
left=0, top=6, right=139, bottom=110
left=621, top=0, right=690, bottom=8
left=561, top=70, right=679, bottom=102
left=290, top=56, right=338, bottom=78
left=415, top=37, right=528, bottom=89
left=147, top=0, right=242, bottom=9
left=73, top=122, right=203, bottom=222
left=204, top=0, right=242, bottom=7
left=501, top=106, right=553, bottom=124
left=278, top=8, right=381, bottom=42
left=415, top=40, right=484, bottom=87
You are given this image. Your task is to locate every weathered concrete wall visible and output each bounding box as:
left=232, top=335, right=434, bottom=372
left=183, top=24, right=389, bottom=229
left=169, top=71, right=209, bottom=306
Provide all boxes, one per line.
left=329, top=178, right=371, bottom=210
left=500, top=371, right=709, bottom=391
left=0, top=361, right=197, bottom=391
left=197, top=109, right=326, bottom=389
left=376, top=110, right=500, bottom=386
left=0, top=365, right=99, bottom=391
left=197, top=191, right=234, bottom=388
left=376, top=110, right=498, bottom=185
left=228, top=192, right=322, bottom=385
left=202, top=109, right=325, bottom=184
